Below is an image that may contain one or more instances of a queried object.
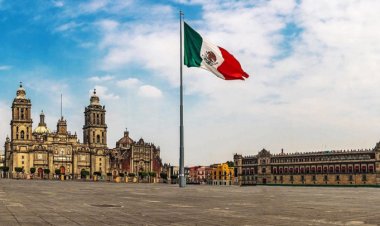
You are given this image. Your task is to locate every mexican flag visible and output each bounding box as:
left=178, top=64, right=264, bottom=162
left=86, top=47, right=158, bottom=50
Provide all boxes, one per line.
left=184, top=22, right=249, bottom=80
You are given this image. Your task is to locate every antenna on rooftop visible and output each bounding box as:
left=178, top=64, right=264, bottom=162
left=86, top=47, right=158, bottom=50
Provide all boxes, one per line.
left=60, top=94, right=63, bottom=119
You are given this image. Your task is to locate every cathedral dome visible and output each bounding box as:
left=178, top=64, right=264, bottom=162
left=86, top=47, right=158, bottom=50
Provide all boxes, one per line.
left=16, top=82, right=26, bottom=99
left=34, top=125, right=51, bottom=134
left=34, top=111, right=51, bottom=134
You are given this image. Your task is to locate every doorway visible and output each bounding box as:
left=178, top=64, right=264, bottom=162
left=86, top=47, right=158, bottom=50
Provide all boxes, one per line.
left=38, top=168, right=43, bottom=178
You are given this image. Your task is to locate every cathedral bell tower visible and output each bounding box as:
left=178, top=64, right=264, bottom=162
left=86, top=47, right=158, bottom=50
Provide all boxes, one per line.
left=83, top=89, right=107, bottom=147
left=10, top=82, right=33, bottom=142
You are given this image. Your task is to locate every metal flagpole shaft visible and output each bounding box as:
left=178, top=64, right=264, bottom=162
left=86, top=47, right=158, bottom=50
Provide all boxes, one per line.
left=179, top=10, right=186, bottom=188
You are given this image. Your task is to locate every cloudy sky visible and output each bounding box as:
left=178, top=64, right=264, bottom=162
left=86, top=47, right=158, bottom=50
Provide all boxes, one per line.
left=1, top=0, right=380, bottom=166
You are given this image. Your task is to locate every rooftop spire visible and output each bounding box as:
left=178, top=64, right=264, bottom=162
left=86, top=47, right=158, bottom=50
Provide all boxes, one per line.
left=90, top=88, right=100, bottom=106
left=16, top=82, right=26, bottom=99
left=60, top=94, right=63, bottom=119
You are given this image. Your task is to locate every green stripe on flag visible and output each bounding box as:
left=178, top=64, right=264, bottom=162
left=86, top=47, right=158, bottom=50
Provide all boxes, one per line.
left=184, top=22, right=203, bottom=67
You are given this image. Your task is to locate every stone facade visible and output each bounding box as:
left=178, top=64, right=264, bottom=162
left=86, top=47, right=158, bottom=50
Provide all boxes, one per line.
left=4, top=84, right=110, bottom=179
left=234, top=143, right=380, bottom=186
left=109, top=129, right=162, bottom=179
left=187, top=166, right=209, bottom=184
left=162, top=164, right=179, bottom=183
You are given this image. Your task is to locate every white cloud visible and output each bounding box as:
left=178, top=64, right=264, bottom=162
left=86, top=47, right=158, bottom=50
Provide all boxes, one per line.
left=91, top=85, right=119, bottom=100
left=0, top=65, right=11, bottom=70
left=52, top=1, right=64, bottom=7
left=138, top=85, right=163, bottom=98
left=97, top=19, right=119, bottom=31
left=0, top=101, right=11, bottom=151
left=55, top=21, right=82, bottom=32
left=116, top=78, right=142, bottom=88
left=88, top=75, right=114, bottom=82
left=79, top=0, right=108, bottom=14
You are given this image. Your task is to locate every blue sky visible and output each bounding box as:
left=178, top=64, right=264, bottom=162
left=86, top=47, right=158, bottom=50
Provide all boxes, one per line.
left=1, top=0, right=380, bottom=166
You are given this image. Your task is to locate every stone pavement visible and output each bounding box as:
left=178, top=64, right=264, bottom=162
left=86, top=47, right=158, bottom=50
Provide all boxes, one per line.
left=0, top=179, right=379, bottom=226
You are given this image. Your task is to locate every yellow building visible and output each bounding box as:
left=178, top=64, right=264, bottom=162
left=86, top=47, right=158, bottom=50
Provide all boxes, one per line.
left=211, top=163, right=234, bottom=186
left=4, top=83, right=110, bottom=179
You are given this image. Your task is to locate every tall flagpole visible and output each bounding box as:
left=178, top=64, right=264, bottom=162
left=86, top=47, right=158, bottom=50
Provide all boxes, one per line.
left=179, top=10, right=186, bottom=188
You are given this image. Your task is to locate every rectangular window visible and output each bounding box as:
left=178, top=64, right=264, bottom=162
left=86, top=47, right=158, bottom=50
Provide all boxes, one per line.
left=336, top=175, right=340, bottom=181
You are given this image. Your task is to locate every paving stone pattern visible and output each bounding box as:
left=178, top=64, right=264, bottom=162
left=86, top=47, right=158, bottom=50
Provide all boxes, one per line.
left=0, top=179, right=379, bottom=225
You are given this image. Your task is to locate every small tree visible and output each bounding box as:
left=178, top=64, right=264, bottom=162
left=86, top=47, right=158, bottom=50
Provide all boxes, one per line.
left=29, top=167, right=36, bottom=179
left=160, top=172, right=168, bottom=180
left=94, top=171, right=101, bottom=177
left=149, top=172, right=156, bottom=177
left=81, top=169, right=89, bottom=179
left=139, top=172, right=148, bottom=181
left=106, top=172, right=112, bottom=181
left=118, top=172, right=125, bottom=177
left=128, top=173, right=135, bottom=177
left=226, top=161, right=234, bottom=167
left=43, top=168, right=50, bottom=179
left=55, top=169, right=61, bottom=175
left=3, top=167, right=9, bottom=179
left=15, top=167, right=23, bottom=179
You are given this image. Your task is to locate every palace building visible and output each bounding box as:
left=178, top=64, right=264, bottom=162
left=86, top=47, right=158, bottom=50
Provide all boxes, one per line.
left=4, top=83, right=110, bottom=179
left=234, top=144, right=380, bottom=186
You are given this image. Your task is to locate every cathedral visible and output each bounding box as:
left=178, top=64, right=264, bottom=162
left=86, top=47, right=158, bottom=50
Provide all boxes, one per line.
left=4, top=83, right=110, bottom=179
left=109, top=129, right=162, bottom=177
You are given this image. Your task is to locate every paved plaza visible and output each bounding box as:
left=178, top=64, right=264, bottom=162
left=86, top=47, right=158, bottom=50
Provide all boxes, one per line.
left=0, top=180, right=379, bottom=225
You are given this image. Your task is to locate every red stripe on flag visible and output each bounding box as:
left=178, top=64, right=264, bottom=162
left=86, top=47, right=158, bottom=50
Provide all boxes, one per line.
left=217, top=47, right=249, bottom=80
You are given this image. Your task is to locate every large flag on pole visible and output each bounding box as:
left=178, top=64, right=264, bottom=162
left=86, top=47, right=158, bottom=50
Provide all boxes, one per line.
left=184, top=22, right=249, bottom=80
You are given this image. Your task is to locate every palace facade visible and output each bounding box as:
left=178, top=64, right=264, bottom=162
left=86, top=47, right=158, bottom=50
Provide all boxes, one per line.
left=4, top=84, right=110, bottom=179
left=234, top=144, right=380, bottom=186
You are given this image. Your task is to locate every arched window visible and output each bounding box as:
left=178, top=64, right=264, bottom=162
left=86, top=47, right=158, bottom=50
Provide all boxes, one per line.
left=20, top=131, right=25, bottom=139
left=21, top=108, right=24, bottom=120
